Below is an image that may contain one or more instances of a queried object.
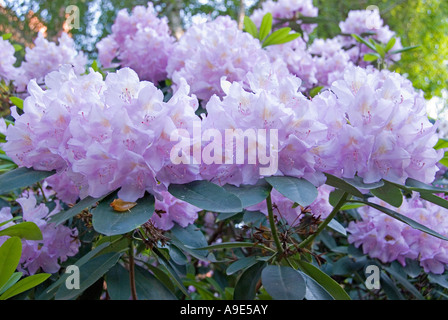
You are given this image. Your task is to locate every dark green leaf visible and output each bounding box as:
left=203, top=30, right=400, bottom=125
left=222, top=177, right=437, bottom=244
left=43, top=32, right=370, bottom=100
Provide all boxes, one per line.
left=261, top=265, right=306, bottom=300
left=327, top=219, right=346, bottom=236
left=390, top=45, right=420, bottom=55
left=55, top=252, right=121, bottom=300
left=0, top=272, right=22, bottom=295
left=371, top=180, right=403, bottom=208
left=385, top=267, right=424, bottom=300
left=92, top=192, right=155, bottom=236
left=50, top=194, right=108, bottom=225
left=324, top=173, right=364, bottom=198
left=169, top=223, right=209, bottom=258
left=404, top=178, right=447, bottom=194
left=226, top=256, right=258, bottom=275
left=106, top=263, right=130, bottom=300
left=223, top=179, right=272, bottom=208
left=265, top=176, right=318, bottom=207
left=419, top=192, right=448, bottom=210
left=296, top=260, right=351, bottom=300
left=351, top=34, right=376, bottom=51
left=299, top=271, right=333, bottom=300
left=233, top=261, right=266, bottom=300
left=381, top=272, right=404, bottom=300
left=134, top=265, right=177, bottom=300
left=0, top=167, right=55, bottom=194
left=168, top=180, right=242, bottom=213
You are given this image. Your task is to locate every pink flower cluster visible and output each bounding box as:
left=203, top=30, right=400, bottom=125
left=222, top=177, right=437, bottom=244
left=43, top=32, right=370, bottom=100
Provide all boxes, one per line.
left=0, top=194, right=79, bottom=275
left=347, top=195, right=448, bottom=274
left=4, top=66, right=200, bottom=204
left=0, top=37, right=17, bottom=82
left=14, top=32, right=87, bottom=91
left=96, top=2, right=175, bottom=83
left=337, top=9, right=403, bottom=66
left=166, top=16, right=271, bottom=101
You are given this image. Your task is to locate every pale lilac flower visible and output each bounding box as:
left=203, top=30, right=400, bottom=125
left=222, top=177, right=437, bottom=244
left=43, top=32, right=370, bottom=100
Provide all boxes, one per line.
left=167, top=16, right=271, bottom=101
left=0, top=195, right=80, bottom=275
left=14, top=32, right=87, bottom=91
left=150, top=191, right=200, bottom=230
left=0, top=37, right=17, bottom=82
left=96, top=2, right=175, bottom=83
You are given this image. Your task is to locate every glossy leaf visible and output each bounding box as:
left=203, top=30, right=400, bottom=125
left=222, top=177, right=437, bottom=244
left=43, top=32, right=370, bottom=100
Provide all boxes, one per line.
left=0, top=273, right=50, bottom=300
left=223, top=179, right=272, bottom=208
left=226, top=256, right=259, bottom=275
left=0, top=237, right=22, bottom=290
left=0, top=221, right=42, bottom=240
left=261, top=265, right=306, bottom=300
left=296, top=260, right=351, bottom=300
left=0, top=167, right=55, bottom=195
left=265, top=176, right=318, bottom=207
left=371, top=180, right=403, bottom=208
left=233, top=261, right=266, bottom=300
left=92, top=191, right=155, bottom=236
left=259, top=13, right=272, bottom=41
left=169, top=180, right=243, bottom=213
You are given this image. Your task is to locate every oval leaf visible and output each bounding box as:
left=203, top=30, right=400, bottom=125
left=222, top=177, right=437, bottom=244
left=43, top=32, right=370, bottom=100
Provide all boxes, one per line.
left=92, top=192, right=155, bottom=236
left=0, top=167, right=55, bottom=194
left=261, top=265, right=306, bottom=300
left=0, top=221, right=42, bottom=240
left=371, top=181, right=403, bottom=208
left=0, top=237, right=22, bottom=289
left=265, top=176, right=318, bottom=207
left=168, top=180, right=242, bottom=213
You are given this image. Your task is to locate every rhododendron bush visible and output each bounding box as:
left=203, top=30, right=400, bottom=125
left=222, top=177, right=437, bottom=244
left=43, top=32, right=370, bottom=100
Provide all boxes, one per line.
left=0, top=0, right=448, bottom=302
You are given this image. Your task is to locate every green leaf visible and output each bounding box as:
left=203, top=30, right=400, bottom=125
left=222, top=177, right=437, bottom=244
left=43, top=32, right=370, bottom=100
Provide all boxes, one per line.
left=0, top=167, right=55, bottom=195
left=55, top=252, right=121, bottom=300
left=296, top=260, right=351, bottom=300
left=381, top=271, right=404, bottom=300
left=309, top=86, right=324, bottom=98
left=50, top=194, right=108, bottom=225
left=404, top=178, right=447, bottom=194
left=434, top=138, right=448, bottom=150
left=389, top=45, right=420, bottom=55
left=374, top=43, right=386, bottom=58
left=385, top=37, right=397, bottom=52
left=324, top=173, right=364, bottom=198
left=105, top=263, right=131, bottom=300
left=226, top=256, right=258, bottom=275
left=0, top=216, right=22, bottom=228
left=36, top=241, right=111, bottom=299
left=265, top=176, right=318, bottom=207
left=440, top=152, right=448, bottom=168
left=262, top=27, right=292, bottom=47
left=327, top=218, right=346, bottom=236
left=0, top=237, right=22, bottom=289
left=385, top=267, right=424, bottom=300
left=261, top=265, right=306, bottom=300
left=243, top=16, right=258, bottom=38
left=299, top=271, right=333, bottom=300
left=363, top=53, right=380, bottom=62
left=2, top=33, right=12, bottom=40
left=168, top=180, right=243, bottom=213
left=0, top=272, right=22, bottom=295
left=419, top=192, right=448, bottom=210
left=266, top=33, right=300, bottom=46
left=343, top=176, right=384, bottom=190
left=9, top=97, right=23, bottom=110
left=0, top=273, right=50, bottom=300
left=351, top=34, right=376, bottom=51
left=92, top=191, right=155, bottom=236
left=371, top=180, right=403, bottom=208
left=195, top=241, right=271, bottom=251
left=0, top=221, right=42, bottom=240
left=358, top=199, right=448, bottom=241
left=169, top=223, right=209, bottom=258
left=223, top=179, right=272, bottom=208
left=134, top=265, right=177, bottom=300
left=233, top=261, right=266, bottom=300
left=13, top=44, right=22, bottom=52
left=259, top=13, right=272, bottom=41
